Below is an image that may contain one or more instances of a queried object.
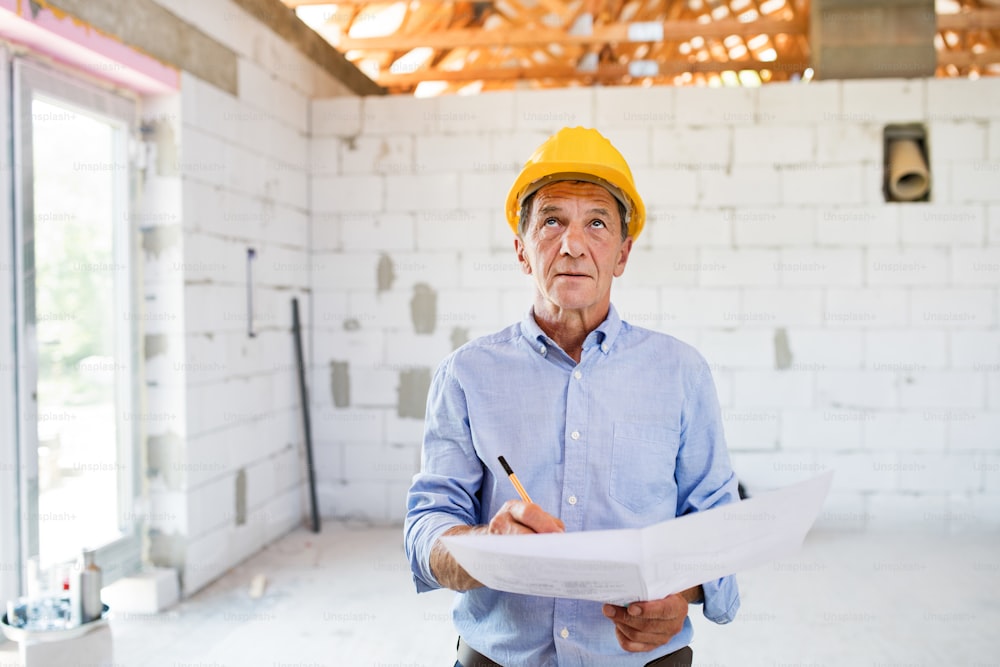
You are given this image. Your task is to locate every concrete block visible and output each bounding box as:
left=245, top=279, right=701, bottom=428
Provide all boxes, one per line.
left=183, top=525, right=230, bottom=595
left=312, top=97, right=365, bottom=137
left=814, top=492, right=871, bottom=531
left=513, top=88, right=594, bottom=131
left=697, top=249, right=779, bottom=287
left=739, top=290, right=824, bottom=328
left=340, top=213, right=415, bottom=252
left=460, top=251, right=531, bottom=290
left=866, top=493, right=949, bottom=533
left=101, top=568, right=180, bottom=615
left=594, top=85, right=675, bottom=129
left=350, top=367, right=399, bottom=406
left=457, top=171, right=509, bottom=211
left=991, top=121, right=1000, bottom=160
left=339, top=135, right=413, bottom=175
left=929, top=121, right=988, bottom=161
left=721, top=408, right=780, bottom=450
left=781, top=164, right=863, bottom=206
left=731, top=207, right=818, bottom=247
left=733, top=126, right=815, bottom=165
left=343, top=442, right=419, bottom=482
left=909, top=288, right=996, bottom=328
left=699, top=330, right=774, bottom=370
left=649, top=209, right=732, bottom=247
left=659, top=288, right=740, bottom=328
left=951, top=331, right=1000, bottom=370
left=991, top=205, right=1000, bottom=244
left=261, top=487, right=302, bottom=543
left=952, top=248, right=1000, bottom=286
left=701, top=168, right=780, bottom=206
left=415, top=133, right=491, bottom=172
left=816, top=122, right=882, bottom=164
left=180, top=126, right=228, bottom=188
left=951, top=160, right=1000, bottom=203
left=897, top=453, right=981, bottom=493
left=776, top=248, right=863, bottom=287
left=865, top=330, right=947, bottom=371
left=385, top=173, right=460, bottom=212
left=991, top=373, right=1000, bottom=411
left=899, top=371, right=985, bottom=409
left=312, top=407, right=384, bottom=444
left=599, top=127, right=653, bottom=169
left=362, top=95, right=439, bottom=135
left=728, top=450, right=830, bottom=493
left=674, top=86, right=757, bottom=126
left=384, top=332, right=451, bottom=366
left=386, top=413, right=426, bottom=447
left=840, top=78, right=926, bottom=124
left=927, top=77, right=1000, bottom=121
left=785, top=328, right=866, bottom=370
left=414, top=208, right=492, bottom=252
left=817, top=206, right=899, bottom=246
left=614, top=287, right=666, bottom=332
left=757, top=80, right=840, bottom=125
left=237, top=59, right=308, bottom=133
left=616, top=248, right=698, bottom=287
left=731, top=370, right=813, bottom=408
left=436, top=90, right=515, bottom=133
left=312, top=251, right=380, bottom=291
left=863, top=410, right=946, bottom=451
left=866, top=247, right=948, bottom=286
left=317, top=479, right=389, bottom=522
left=950, top=411, right=1000, bottom=450
left=186, top=474, right=235, bottom=537
left=900, top=204, right=985, bottom=245
left=633, top=168, right=699, bottom=208
left=816, top=371, right=897, bottom=409
left=651, top=127, right=731, bottom=169
left=436, top=288, right=505, bottom=332
left=311, top=174, right=383, bottom=214
left=489, top=130, right=551, bottom=172
left=827, top=452, right=901, bottom=493
left=347, top=289, right=411, bottom=330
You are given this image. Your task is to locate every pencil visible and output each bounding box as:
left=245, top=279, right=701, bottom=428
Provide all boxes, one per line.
left=498, top=455, right=533, bottom=504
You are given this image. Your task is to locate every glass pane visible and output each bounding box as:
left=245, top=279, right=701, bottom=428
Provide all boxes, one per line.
left=32, top=97, right=123, bottom=567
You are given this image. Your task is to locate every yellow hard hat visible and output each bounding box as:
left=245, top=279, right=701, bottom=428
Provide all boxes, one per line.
left=505, top=126, right=646, bottom=239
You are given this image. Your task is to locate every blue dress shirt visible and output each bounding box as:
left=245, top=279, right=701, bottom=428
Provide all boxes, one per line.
left=405, top=305, right=740, bottom=666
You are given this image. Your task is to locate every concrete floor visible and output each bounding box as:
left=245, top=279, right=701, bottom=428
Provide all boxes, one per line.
left=2, top=522, right=997, bottom=666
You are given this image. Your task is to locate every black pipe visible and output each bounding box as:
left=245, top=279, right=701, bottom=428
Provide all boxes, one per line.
left=292, top=297, right=320, bottom=533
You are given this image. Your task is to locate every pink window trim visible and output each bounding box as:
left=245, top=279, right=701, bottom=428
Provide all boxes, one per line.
left=0, top=0, right=179, bottom=94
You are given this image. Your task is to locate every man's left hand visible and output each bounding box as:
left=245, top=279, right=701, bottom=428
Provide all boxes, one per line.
left=602, top=587, right=699, bottom=653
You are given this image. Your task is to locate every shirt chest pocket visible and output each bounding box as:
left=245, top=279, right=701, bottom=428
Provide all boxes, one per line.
left=609, top=422, right=679, bottom=513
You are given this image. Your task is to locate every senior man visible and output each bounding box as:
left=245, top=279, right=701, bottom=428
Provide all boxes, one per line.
left=405, top=127, right=740, bottom=667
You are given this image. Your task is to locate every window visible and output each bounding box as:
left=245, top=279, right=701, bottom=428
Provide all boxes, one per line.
left=11, top=59, right=141, bottom=584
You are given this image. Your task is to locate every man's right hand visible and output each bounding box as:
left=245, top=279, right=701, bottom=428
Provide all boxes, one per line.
left=487, top=500, right=565, bottom=535
left=431, top=502, right=564, bottom=591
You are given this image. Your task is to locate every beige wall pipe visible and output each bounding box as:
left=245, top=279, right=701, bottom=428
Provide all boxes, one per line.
left=888, top=138, right=930, bottom=201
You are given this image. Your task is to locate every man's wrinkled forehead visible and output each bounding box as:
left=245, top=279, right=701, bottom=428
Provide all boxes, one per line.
left=528, top=180, right=621, bottom=216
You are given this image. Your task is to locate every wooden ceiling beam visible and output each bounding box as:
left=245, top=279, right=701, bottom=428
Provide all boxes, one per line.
left=375, top=57, right=810, bottom=85
left=938, top=48, right=1000, bottom=66
left=338, top=16, right=808, bottom=50
left=937, top=8, right=1000, bottom=31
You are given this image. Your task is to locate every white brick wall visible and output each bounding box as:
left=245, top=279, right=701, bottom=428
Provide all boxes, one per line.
left=304, top=79, right=1000, bottom=534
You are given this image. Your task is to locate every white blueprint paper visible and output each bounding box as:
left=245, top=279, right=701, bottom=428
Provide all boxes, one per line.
left=441, top=471, right=833, bottom=605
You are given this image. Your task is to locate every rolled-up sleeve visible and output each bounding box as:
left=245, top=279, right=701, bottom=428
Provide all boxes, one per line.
left=674, top=356, right=741, bottom=624
left=404, top=357, right=484, bottom=592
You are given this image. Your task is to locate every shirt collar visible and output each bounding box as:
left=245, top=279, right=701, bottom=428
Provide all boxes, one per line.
left=520, top=304, right=623, bottom=357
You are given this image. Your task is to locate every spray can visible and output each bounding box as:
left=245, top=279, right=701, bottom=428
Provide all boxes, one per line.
left=71, top=550, right=103, bottom=625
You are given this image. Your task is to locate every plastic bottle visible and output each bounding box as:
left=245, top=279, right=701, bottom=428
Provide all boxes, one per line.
left=70, top=550, right=102, bottom=625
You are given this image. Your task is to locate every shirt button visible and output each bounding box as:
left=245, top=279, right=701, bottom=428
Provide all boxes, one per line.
left=538, top=344, right=546, bottom=355
left=573, top=370, right=582, bottom=380
left=570, top=430, right=580, bottom=440
left=567, top=495, right=577, bottom=505
left=601, top=343, right=609, bottom=352
left=560, top=627, right=569, bottom=639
